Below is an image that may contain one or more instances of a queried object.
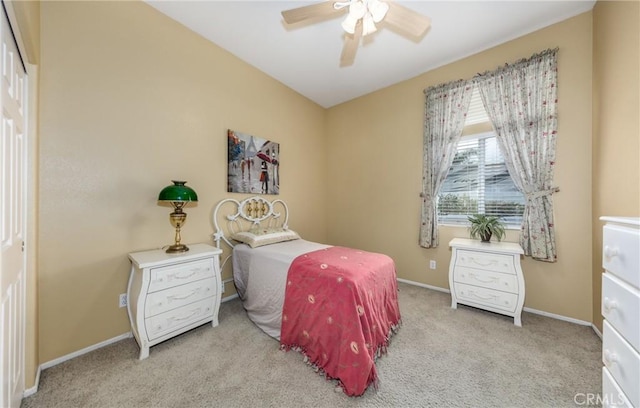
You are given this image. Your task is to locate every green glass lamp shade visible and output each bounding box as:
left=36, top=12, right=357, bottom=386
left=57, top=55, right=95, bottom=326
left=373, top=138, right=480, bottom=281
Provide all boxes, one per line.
left=158, top=180, right=198, bottom=203
left=159, top=181, right=197, bottom=253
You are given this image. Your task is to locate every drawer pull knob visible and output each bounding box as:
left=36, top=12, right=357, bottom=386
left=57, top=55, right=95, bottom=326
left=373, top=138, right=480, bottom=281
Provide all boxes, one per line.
left=469, top=273, right=498, bottom=284
left=604, top=246, right=619, bottom=259
left=603, top=297, right=617, bottom=313
left=603, top=349, right=618, bottom=367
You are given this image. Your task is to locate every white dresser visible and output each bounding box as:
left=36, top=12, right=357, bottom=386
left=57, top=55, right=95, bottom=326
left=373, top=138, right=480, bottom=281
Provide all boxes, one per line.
left=449, top=238, right=525, bottom=326
left=600, top=217, right=640, bottom=408
left=127, top=243, right=222, bottom=359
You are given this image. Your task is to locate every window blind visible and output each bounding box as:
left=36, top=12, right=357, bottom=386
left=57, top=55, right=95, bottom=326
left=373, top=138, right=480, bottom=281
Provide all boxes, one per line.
left=438, top=134, right=525, bottom=225
left=464, top=86, right=489, bottom=126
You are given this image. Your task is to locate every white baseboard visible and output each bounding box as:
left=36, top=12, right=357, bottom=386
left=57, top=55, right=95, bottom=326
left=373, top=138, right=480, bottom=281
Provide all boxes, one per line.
left=23, top=366, right=40, bottom=398
left=398, top=278, right=597, bottom=329
left=35, top=295, right=239, bottom=377
left=24, top=332, right=133, bottom=399
left=222, top=293, right=239, bottom=303
left=522, top=306, right=592, bottom=326
left=397, top=278, right=450, bottom=294
left=25, top=294, right=241, bottom=398
left=41, top=332, right=133, bottom=371
left=591, top=323, right=603, bottom=340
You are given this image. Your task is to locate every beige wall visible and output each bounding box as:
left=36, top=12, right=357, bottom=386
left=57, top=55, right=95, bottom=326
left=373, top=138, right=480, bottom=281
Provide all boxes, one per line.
left=326, top=12, right=595, bottom=322
left=38, top=1, right=327, bottom=363
left=592, top=1, right=640, bottom=332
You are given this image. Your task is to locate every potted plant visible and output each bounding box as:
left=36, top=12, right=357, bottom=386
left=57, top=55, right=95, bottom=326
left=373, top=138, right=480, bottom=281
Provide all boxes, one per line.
left=467, top=214, right=506, bottom=242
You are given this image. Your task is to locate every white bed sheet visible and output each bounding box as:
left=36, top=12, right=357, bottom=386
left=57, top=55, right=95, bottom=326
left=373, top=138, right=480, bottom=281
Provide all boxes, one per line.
left=232, top=239, right=331, bottom=340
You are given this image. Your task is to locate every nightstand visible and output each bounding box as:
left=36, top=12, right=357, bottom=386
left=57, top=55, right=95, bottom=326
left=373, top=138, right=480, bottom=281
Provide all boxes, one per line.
left=127, top=243, right=222, bottom=359
left=449, top=238, right=525, bottom=326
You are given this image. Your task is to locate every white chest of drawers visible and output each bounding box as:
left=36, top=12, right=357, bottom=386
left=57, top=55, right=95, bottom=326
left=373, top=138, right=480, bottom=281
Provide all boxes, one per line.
left=600, top=217, right=640, bottom=408
left=449, top=238, right=525, bottom=326
left=127, top=244, right=222, bottom=359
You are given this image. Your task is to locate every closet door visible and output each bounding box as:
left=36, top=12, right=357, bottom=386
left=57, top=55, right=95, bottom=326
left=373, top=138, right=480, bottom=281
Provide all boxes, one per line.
left=0, top=6, right=27, bottom=408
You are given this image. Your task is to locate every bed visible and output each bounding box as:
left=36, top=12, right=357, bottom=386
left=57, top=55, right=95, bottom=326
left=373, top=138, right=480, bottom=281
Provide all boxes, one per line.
left=213, top=196, right=401, bottom=396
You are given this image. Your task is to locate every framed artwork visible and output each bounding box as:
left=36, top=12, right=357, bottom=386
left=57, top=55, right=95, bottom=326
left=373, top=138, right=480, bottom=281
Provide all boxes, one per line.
left=227, top=129, right=280, bottom=195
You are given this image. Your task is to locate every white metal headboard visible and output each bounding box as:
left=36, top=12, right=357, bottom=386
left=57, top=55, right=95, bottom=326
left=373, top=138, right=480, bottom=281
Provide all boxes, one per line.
left=212, top=196, right=290, bottom=250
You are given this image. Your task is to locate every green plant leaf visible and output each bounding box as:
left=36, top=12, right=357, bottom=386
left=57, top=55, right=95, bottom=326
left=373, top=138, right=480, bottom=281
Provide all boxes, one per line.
left=467, top=213, right=506, bottom=241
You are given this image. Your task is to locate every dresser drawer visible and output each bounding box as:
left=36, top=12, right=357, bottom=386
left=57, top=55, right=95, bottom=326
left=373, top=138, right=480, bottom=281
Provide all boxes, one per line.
left=148, top=259, right=214, bottom=293
left=145, top=297, right=215, bottom=341
left=454, top=266, right=518, bottom=293
left=145, top=277, right=217, bottom=317
left=454, top=283, right=518, bottom=313
left=602, top=367, right=633, bottom=408
left=602, top=273, right=640, bottom=352
left=456, top=250, right=515, bottom=275
left=603, top=321, right=640, bottom=408
left=603, top=224, right=640, bottom=288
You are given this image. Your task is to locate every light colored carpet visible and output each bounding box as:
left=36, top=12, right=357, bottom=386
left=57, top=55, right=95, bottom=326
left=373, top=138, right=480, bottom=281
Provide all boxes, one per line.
left=21, top=283, right=601, bottom=408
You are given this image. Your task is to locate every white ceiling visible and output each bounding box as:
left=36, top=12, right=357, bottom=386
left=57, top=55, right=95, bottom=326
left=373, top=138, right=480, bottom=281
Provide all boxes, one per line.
left=145, top=0, right=596, bottom=108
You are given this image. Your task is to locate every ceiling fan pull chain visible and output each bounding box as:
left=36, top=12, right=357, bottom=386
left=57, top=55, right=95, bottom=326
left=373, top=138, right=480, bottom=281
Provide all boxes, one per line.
left=333, top=1, right=351, bottom=10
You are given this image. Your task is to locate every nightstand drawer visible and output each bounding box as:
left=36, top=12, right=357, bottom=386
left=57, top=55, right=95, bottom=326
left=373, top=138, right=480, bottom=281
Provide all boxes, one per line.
left=454, top=266, right=518, bottom=293
left=145, top=277, right=217, bottom=317
left=456, top=250, right=515, bottom=275
left=148, top=259, right=213, bottom=293
left=145, top=297, right=214, bottom=341
left=454, top=283, right=518, bottom=313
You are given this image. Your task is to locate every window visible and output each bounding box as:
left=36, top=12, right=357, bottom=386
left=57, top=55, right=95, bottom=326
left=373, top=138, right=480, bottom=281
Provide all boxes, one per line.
left=437, top=88, right=525, bottom=227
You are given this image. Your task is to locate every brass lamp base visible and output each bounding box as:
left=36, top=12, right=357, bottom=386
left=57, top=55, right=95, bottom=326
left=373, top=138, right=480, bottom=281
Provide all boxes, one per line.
left=166, top=207, right=189, bottom=253
left=166, top=243, right=190, bottom=253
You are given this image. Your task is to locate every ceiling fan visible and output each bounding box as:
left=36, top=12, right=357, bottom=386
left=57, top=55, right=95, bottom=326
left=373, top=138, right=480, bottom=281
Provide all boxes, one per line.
left=281, top=0, right=431, bottom=67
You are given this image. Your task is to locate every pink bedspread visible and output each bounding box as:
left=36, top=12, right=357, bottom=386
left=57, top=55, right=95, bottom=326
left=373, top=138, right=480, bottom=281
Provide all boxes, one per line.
left=280, top=246, right=401, bottom=396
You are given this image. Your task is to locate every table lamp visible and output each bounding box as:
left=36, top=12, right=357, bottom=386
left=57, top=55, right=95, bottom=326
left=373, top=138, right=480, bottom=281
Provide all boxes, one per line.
left=158, top=180, right=198, bottom=253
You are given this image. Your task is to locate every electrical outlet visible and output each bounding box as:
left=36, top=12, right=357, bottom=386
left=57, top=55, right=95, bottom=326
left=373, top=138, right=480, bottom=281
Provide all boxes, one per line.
left=429, top=260, right=436, bottom=270
left=119, top=293, right=127, bottom=308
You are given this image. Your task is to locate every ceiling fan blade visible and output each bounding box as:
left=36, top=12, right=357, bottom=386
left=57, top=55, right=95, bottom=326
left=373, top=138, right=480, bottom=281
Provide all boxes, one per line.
left=282, top=1, right=344, bottom=25
left=340, top=20, right=362, bottom=67
left=384, top=2, right=431, bottom=38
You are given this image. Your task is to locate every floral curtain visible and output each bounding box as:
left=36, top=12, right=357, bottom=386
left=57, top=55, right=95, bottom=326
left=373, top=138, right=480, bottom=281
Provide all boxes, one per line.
left=474, top=48, right=560, bottom=262
left=419, top=79, right=473, bottom=248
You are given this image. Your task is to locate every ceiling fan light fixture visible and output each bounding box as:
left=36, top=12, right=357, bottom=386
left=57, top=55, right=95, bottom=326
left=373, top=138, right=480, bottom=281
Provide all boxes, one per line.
left=348, top=1, right=367, bottom=19
left=362, top=13, right=377, bottom=36
left=341, top=14, right=358, bottom=34
left=368, top=0, right=389, bottom=23
left=342, top=0, right=367, bottom=34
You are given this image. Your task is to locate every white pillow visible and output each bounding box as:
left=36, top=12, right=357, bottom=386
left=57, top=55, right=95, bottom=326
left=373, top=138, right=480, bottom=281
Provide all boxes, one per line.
left=231, top=227, right=300, bottom=248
